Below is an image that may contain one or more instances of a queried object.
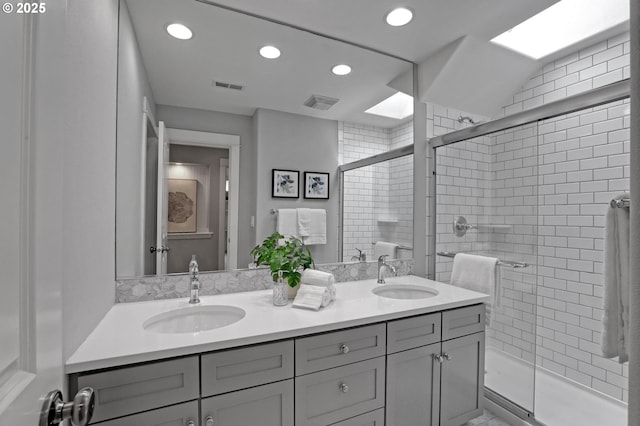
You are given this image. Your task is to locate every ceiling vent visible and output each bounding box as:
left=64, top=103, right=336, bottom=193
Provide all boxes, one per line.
left=213, top=80, right=244, bottom=91
left=304, top=95, right=339, bottom=110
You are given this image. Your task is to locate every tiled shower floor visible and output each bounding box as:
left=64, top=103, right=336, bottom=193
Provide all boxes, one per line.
left=485, top=347, right=628, bottom=426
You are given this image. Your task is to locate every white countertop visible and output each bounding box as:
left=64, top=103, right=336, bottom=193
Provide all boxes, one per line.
left=66, top=276, right=489, bottom=373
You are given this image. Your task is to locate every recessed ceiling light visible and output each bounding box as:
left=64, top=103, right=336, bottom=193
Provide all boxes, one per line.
left=385, top=7, right=414, bottom=27
left=332, top=64, right=352, bottom=76
left=365, top=92, right=413, bottom=120
left=491, top=0, right=628, bottom=59
left=166, top=23, right=193, bottom=40
left=259, top=45, right=281, bottom=59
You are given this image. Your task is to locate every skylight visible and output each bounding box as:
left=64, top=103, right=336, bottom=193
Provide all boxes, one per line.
left=491, top=0, right=629, bottom=59
left=365, top=92, right=413, bottom=120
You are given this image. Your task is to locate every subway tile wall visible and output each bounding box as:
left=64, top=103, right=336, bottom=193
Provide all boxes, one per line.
left=340, top=120, right=414, bottom=262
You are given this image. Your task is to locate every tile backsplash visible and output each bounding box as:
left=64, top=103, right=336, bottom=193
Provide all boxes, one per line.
left=116, top=259, right=413, bottom=303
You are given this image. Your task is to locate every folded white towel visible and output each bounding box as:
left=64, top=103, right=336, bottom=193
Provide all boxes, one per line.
left=292, top=284, right=331, bottom=310
left=301, top=269, right=336, bottom=300
left=451, top=253, right=501, bottom=313
left=297, top=208, right=312, bottom=237
left=374, top=241, right=399, bottom=259
left=303, top=209, right=326, bottom=245
left=277, top=209, right=299, bottom=239
left=602, top=192, right=630, bottom=363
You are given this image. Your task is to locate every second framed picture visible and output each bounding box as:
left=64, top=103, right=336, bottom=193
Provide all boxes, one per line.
left=304, top=172, right=330, bottom=199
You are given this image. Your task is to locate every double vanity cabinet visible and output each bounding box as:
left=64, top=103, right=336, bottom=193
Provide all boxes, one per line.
left=68, top=303, right=485, bottom=426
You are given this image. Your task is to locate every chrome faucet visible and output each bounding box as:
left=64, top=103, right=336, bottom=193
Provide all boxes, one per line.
left=189, top=255, right=200, bottom=304
left=377, top=255, right=397, bottom=284
left=350, top=248, right=367, bottom=262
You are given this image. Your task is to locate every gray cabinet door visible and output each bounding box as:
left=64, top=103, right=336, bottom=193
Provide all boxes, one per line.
left=440, top=332, right=485, bottom=426
left=201, top=379, right=294, bottom=426
left=386, top=343, right=441, bottom=426
left=95, top=401, right=198, bottom=426
left=329, top=409, right=385, bottom=426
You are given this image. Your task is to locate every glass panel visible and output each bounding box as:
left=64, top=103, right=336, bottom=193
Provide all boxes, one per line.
left=533, top=99, right=630, bottom=426
left=342, top=154, right=414, bottom=262
left=435, top=124, right=539, bottom=413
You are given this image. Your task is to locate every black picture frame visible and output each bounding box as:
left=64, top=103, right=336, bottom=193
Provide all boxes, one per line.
left=272, top=169, right=299, bottom=198
left=303, top=171, right=330, bottom=199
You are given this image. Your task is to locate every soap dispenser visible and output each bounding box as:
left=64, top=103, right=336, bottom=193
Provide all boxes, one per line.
left=272, top=271, right=288, bottom=306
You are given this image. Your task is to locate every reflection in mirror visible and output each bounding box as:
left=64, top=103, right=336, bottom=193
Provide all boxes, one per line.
left=116, top=0, right=414, bottom=279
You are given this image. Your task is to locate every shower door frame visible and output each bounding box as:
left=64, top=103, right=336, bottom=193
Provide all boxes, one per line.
left=428, top=78, right=631, bottom=421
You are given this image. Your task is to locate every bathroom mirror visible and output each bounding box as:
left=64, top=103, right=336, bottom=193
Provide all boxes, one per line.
left=116, top=0, right=414, bottom=279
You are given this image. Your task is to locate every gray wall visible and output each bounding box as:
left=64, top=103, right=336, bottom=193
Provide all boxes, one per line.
left=157, top=105, right=257, bottom=268
left=62, top=0, right=118, bottom=359
left=116, top=0, right=157, bottom=277
left=168, top=145, right=228, bottom=273
left=255, top=108, right=339, bottom=264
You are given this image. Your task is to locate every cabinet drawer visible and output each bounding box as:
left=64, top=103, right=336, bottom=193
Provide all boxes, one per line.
left=329, top=409, right=385, bottom=426
left=295, top=357, right=386, bottom=426
left=201, top=340, right=294, bottom=397
left=442, top=304, right=485, bottom=340
left=201, top=379, right=294, bottom=426
left=94, top=401, right=198, bottom=426
left=296, top=323, right=386, bottom=375
left=387, top=312, right=441, bottom=353
left=78, top=356, right=199, bottom=423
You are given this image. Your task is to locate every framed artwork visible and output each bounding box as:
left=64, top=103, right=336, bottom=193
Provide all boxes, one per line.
left=167, top=179, right=197, bottom=233
left=272, top=169, right=299, bottom=198
left=304, top=172, right=330, bottom=199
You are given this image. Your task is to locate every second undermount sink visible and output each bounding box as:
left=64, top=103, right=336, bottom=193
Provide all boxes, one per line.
left=372, top=284, right=439, bottom=300
left=143, top=305, right=246, bottom=334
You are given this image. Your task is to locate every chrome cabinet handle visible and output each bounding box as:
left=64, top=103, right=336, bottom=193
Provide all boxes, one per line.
left=339, top=344, right=350, bottom=354
left=40, top=387, right=95, bottom=426
left=339, top=383, right=349, bottom=393
left=432, top=354, right=444, bottom=363
left=186, top=421, right=195, bottom=426
left=205, top=416, right=214, bottom=426
left=443, top=353, right=452, bottom=361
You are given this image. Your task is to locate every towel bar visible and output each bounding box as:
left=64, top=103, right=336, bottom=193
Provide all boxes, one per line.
left=610, top=198, right=630, bottom=208
left=437, top=251, right=529, bottom=269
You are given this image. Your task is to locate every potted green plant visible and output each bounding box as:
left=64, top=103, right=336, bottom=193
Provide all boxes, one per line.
left=251, top=232, right=314, bottom=296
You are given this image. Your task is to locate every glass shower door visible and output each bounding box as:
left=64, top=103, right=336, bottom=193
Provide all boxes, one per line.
left=434, top=124, right=539, bottom=414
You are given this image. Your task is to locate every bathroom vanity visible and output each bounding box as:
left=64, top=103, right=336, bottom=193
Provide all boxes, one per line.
left=67, top=276, right=488, bottom=426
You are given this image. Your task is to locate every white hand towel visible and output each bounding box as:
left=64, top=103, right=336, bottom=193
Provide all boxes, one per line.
left=602, top=192, right=630, bottom=363
left=297, top=208, right=311, bottom=237
left=374, top=241, right=399, bottom=259
left=276, top=209, right=299, bottom=239
left=292, top=284, right=331, bottom=310
left=301, top=269, right=336, bottom=300
left=303, top=209, right=326, bottom=245
left=450, top=253, right=501, bottom=311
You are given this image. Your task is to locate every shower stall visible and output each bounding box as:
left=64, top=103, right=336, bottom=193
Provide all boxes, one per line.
left=430, top=80, right=630, bottom=426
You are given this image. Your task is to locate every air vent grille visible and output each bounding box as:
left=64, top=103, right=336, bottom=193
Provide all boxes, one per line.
left=304, top=94, right=339, bottom=110
left=213, top=81, right=244, bottom=91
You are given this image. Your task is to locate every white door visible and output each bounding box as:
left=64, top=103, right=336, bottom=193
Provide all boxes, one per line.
left=0, top=6, right=87, bottom=425
left=156, top=121, right=170, bottom=275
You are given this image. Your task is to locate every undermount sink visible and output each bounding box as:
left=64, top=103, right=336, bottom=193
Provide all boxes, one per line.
left=372, top=284, right=439, bottom=300
left=143, top=305, right=246, bottom=334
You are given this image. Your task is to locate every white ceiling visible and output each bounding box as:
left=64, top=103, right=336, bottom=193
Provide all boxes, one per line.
left=127, top=0, right=626, bottom=125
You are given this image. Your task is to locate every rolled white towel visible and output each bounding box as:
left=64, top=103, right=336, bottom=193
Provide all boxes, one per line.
left=301, top=269, right=336, bottom=300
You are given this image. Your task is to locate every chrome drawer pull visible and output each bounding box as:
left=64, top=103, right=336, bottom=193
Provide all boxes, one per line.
left=339, top=344, right=350, bottom=354
left=339, top=383, right=349, bottom=393
left=186, top=421, right=195, bottom=426
left=205, top=416, right=214, bottom=426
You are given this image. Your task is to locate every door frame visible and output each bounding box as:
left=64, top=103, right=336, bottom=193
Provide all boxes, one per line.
left=167, top=129, right=240, bottom=270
